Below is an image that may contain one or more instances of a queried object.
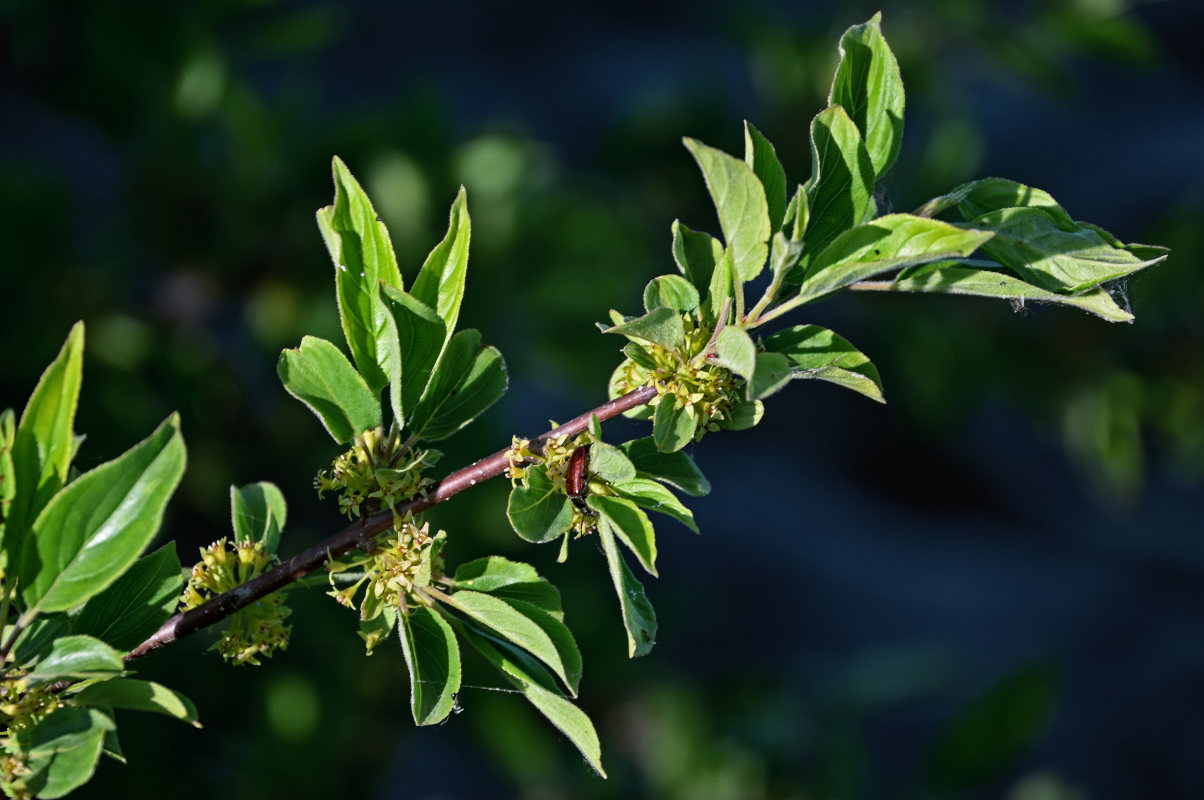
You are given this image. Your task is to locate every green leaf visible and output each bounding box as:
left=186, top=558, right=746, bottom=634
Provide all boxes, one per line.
left=794, top=213, right=993, bottom=299
left=442, top=589, right=578, bottom=695
left=763, top=325, right=885, bottom=403
left=27, top=635, right=124, bottom=685
left=799, top=105, right=875, bottom=274
left=21, top=415, right=186, bottom=614
left=951, top=178, right=1076, bottom=227
left=652, top=394, right=697, bottom=453
left=968, top=207, right=1165, bottom=293
left=744, top=121, right=788, bottom=228
left=782, top=184, right=809, bottom=240
left=865, top=262, right=1134, bottom=322
left=230, top=482, right=286, bottom=553
left=597, top=518, right=657, bottom=658
left=768, top=232, right=804, bottom=286
left=406, top=329, right=507, bottom=442
left=929, top=663, right=1057, bottom=791
left=6, top=322, right=84, bottom=571
left=278, top=336, right=382, bottom=443
left=458, top=624, right=605, bottom=777
left=70, top=678, right=201, bottom=727
left=507, top=466, right=574, bottom=544
left=410, top=187, right=471, bottom=341
left=589, top=495, right=657, bottom=576
left=620, top=438, right=711, bottom=496
left=712, top=326, right=756, bottom=384
left=11, top=614, right=71, bottom=668
left=643, top=275, right=700, bottom=314
left=1, top=407, right=15, bottom=535
left=498, top=598, right=582, bottom=695
left=610, top=477, right=698, bottom=533
left=671, top=220, right=724, bottom=301
left=750, top=352, right=794, bottom=400
left=452, top=557, right=563, bottom=619
left=828, top=12, right=905, bottom=179
left=725, top=396, right=765, bottom=430
left=380, top=285, right=447, bottom=426
left=398, top=606, right=461, bottom=726
left=683, top=137, right=772, bottom=283
left=588, top=441, right=636, bottom=484
left=601, top=307, right=686, bottom=354
left=318, top=157, right=402, bottom=394
left=73, top=543, right=184, bottom=652
left=24, top=708, right=112, bottom=799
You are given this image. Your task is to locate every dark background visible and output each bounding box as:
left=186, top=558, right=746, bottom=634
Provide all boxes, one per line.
left=2, top=1, right=1202, bottom=798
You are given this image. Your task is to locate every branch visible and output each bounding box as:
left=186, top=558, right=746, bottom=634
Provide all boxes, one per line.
left=126, top=383, right=659, bottom=661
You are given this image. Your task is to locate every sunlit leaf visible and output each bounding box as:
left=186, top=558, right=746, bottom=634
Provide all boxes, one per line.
left=399, top=606, right=461, bottom=726
left=278, top=336, right=382, bottom=443
left=21, top=415, right=186, bottom=614
left=683, top=137, right=772, bottom=282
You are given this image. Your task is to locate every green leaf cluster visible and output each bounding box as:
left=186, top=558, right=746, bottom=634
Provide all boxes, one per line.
left=0, top=325, right=198, bottom=799
left=280, top=159, right=506, bottom=456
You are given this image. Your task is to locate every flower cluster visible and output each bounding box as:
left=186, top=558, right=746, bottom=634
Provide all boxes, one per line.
left=315, top=426, right=438, bottom=518
left=326, top=520, right=446, bottom=652
left=0, top=673, right=62, bottom=799
left=610, top=315, right=741, bottom=440
left=180, top=539, right=291, bottom=665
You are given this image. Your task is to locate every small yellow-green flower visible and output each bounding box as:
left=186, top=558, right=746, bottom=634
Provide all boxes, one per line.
left=181, top=539, right=291, bottom=666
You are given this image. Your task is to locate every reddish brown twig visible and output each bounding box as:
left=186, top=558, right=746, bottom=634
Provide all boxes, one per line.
left=126, top=383, right=658, bottom=661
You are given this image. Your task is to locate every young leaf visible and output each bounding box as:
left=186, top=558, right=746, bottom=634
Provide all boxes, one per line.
left=610, top=477, right=698, bottom=533
left=458, top=624, right=605, bottom=777
left=861, top=262, right=1134, bottom=322
left=410, top=187, right=471, bottom=341
left=763, top=325, right=885, bottom=403
left=26, top=635, right=125, bottom=685
left=683, top=137, right=772, bottom=283
left=601, top=307, right=686, bottom=354
left=507, top=466, right=574, bottom=543
left=712, top=326, right=757, bottom=384
left=442, top=589, right=578, bottom=695
left=968, top=207, right=1165, bottom=293
left=21, top=414, right=186, bottom=614
left=744, top=121, right=788, bottom=228
left=644, top=275, right=700, bottom=314
left=589, top=495, right=658, bottom=576
left=588, top=441, right=636, bottom=484
left=73, top=543, right=184, bottom=652
left=783, top=184, right=809, bottom=240
left=750, top=352, right=794, bottom=400
left=22, top=708, right=113, bottom=799
left=798, top=105, right=875, bottom=275
left=230, top=481, right=286, bottom=552
left=6, top=322, right=84, bottom=568
left=794, top=213, right=994, bottom=300
left=597, top=518, right=657, bottom=658
left=620, top=438, right=711, bottom=496
left=672, top=220, right=724, bottom=299
left=380, top=285, right=447, bottom=426
left=278, top=336, right=382, bottom=444
left=70, top=679, right=201, bottom=727
left=319, top=157, right=402, bottom=394
left=399, top=606, right=461, bottom=726
left=652, top=394, right=698, bottom=453
left=452, top=557, right=563, bottom=619
left=828, top=12, right=905, bottom=179
left=406, top=329, right=507, bottom=442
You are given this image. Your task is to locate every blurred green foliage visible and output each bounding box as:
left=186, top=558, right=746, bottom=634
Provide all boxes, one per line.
left=1, top=0, right=1197, bottom=797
